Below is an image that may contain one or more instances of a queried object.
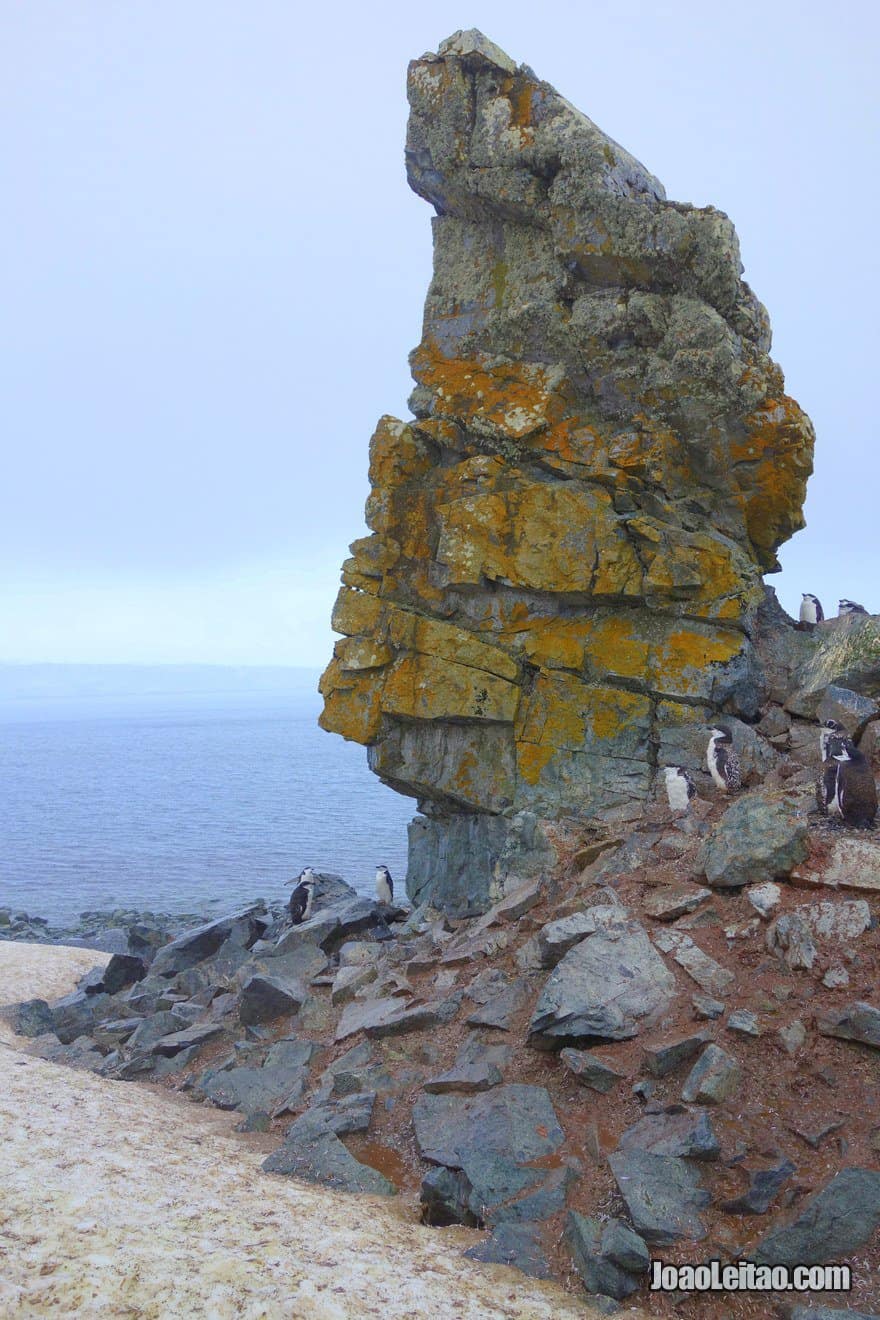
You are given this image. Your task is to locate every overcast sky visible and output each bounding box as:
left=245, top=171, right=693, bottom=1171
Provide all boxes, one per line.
left=1, top=2, right=877, bottom=664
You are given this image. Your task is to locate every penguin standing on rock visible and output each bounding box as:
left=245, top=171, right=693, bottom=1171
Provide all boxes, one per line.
left=664, top=766, right=696, bottom=811
left=832, top=739, right=878, bottom=828
left=375, top=865, right=394, bottom=904
left=707, top=726, right=742, bottom=794
left=799, top=593, right=824, bottom=626
left=839, top=599, right=869, bottom=616
left=287, top=867, right=317, bottom=924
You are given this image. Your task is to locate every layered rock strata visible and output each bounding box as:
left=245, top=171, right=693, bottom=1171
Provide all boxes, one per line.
left=319, top=29, right=814, bottom=911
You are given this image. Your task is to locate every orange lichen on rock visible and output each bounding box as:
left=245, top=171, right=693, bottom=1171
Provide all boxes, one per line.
left=731, top=395, right=815, bottom=568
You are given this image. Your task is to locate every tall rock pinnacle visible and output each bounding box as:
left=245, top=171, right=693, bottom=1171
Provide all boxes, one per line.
left=319, top=30, right=815, bottom=913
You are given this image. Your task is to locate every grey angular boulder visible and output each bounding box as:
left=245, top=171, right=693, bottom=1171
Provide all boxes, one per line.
left=528, top=917, right=676, bottom=1048
left=617, top=1107, right=720, bottom=1161
left=681, top=1043, right=741, bottom=1103
left=752, top=1167, right=880, bottom=1266
left=413, top=1084, right=566, bottom=1227
left=238, top=972, right=306, bottom=1025
left=699, top=795, right=808, bottom=888
left=149, top=905, right=266, bottom=978
left=536, top=908, right=611, bottom=968
left=566, top=1212, right=649, bottom=1300
left=464, top=1222, right=552, bottom=1280
left=817, top=1002, right=880, bottom=1049
left=721, top=1155, right=795, bottom=1214
left=201, top=1037, right=317, bottom=1117
left=608, top=1150, right=709, bottom=1245
left=149, top=1022, right=224, bottom=1057
left=9, top=998, right=55, bottom=1037
left=94, top=953, right=148, bottom=995
left=262, top=1130, right=395, bottom=1195
left=559, top=1048, right=623, bottom=1093
left=51, top=991, right=123, bottom=1045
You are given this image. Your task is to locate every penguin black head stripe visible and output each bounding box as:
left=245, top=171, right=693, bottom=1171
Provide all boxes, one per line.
left=839, top=599, right=868, bottom=616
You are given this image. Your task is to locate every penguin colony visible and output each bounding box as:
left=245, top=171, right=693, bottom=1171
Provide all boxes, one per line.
left=284, top=865, right=396, bottom=926
left=662, top=596, right=877, bottom=828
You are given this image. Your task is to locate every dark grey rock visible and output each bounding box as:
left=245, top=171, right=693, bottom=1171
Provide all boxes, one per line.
left=10, top=998, right=55, bottom=1037
left=201, top=1037, right=317, bottom=1117
left=125, top=1011, right=182, bottom=1054
left=262, top=1131, right=396, bottom=1195
left=681, top=1043, right=742, bottom=1103
left=699, top=796, right=809, bottom=888
left=464, top=1223, right=552, bottom=1279
left=149, top=905, right=266, bottom=978
left=420, top=1166, right=479, bottom=1226
left=51, top=991, right=121, bottom=1044
left=238, top=973, right=306, bottom=1026
left=528, top=918, right=676, bottom=1048
left=816, top=685, right=880, bottom=736
left=97, top=953, right=148, bottom=995
left=617, top=1107, right=720, bottom=1161
left=721, top=1156, right=795, bottom=1214
left=285, top=1091, right=376, bottom=1139
left=752, top=1167, right=880, bottom=1265
left=566, top=1212, right=649, bottom=1299
left=536, top=909, right=605, bottom=968
left=465, top=977, right=528, bottom=1031
left=335, top=996, right=455, bottom=1042
left=413, top=1084, right=566, bottom=1227
left=559, top=1048, right=623, bottom=1093
left=150, top=1022, right=224, bottom=1057
left=608, top=1150, right=710, bottom=1245
left=643, top=1032, right=710, bottom=1077
left=817, top=1001, right=880, bottom=1049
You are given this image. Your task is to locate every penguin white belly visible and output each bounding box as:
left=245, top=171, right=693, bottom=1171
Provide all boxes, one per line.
left=665, top=774, right=691, bottom=811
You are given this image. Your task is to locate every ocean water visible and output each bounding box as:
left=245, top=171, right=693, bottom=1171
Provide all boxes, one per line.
left=0, top=665, right=414, bottom=925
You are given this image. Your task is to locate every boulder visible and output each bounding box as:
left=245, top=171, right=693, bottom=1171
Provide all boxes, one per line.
left=565, top=1212, right=649, bottom=1300
left=681, top=1044, right=742, bottom=1104
left=529, top=917, right=676, bottom=1048
left=789, top=614, right=880, bottom=710
left=642, top=1032, right=710, bottom=1077
left=617, top=1107, right=720, bottom=1160
left=10, top=998, right=55, bottom=1037
left=752, top=1167, right=880, bottom=1266
left=262, top=1131, right=396, bottom=1195
left=51, top=991, right=123, bottom=1045
left=149, top=906, right=266, bottom=978
left=150, top=1022, right=224, bottom=1057
left=335, top=996, right=455, bottom=1043
left=535, top=907, right=616, bottom=968
left=463, top=1222, right=552, bottom=1280
left=559, top=1048, right=624, bottom=1094
left=608, top=1150, right=710, bottom=1244
left=413, top=1084, right=567, bottom=1226
left=238, top=973, right=306, bottom=1025
left=96, top=953, right=148, bottom=995
left=817, top=1002, right=880, bottom=1049
left=644, top=885, right=712, bottom=922
left=814, top=836, right=880, bottom=893
left=721, top=1155, right=795, bottom=1214
left=699, top=796, right=809, bottom=888
left=200, top=1037, right=317, bottom=1117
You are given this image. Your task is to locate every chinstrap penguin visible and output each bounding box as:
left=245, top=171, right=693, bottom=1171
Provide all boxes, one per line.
left=799, top=593, right=824, bottom=625
left=287, top=867, right=317, bottom=924
left=664, top=766, right=696, bottom=811
left=838, top=599, right=868, bottom=617
left=832, top=739, right=878, bottom=828
left=816, top=732, right=845, bottom=816
left=375, top=865, right=394, bottom=904
left=819, top=717, right=846, bottom=764
left=707, top=725, right=742, bottom=793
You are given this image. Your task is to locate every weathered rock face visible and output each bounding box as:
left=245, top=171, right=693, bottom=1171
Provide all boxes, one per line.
left=319, top=29, right=814, bottom=910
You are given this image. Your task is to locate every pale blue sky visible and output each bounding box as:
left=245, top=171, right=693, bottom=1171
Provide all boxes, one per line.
left=1, top=2, right=877, bottom=663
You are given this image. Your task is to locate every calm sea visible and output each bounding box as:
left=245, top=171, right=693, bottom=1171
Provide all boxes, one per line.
left=0, top=665, right=414, bottom=925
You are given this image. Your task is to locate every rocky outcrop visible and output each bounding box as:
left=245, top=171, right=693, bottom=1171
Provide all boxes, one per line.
left=318, top=29, right=814, bottom=912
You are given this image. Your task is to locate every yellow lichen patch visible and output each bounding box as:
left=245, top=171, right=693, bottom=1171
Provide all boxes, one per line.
left=516, top=740, right=555, bottom=786
left=436, top=479, right=643, bottom=595
left=628, top=518, right=745, bottom=605
left=317, top=659, right=383, bottom=744
left=380, top=654, right=519, bottom=724
left=334, top=637, right=394, bottom=672
left=410, top=345, right=570, bottom=441
left=330, top=587, right=383, bottom=638
left=583, top=686, right=651, bottom=741
left=731, top=395, right=814, bottom=567
left=384, top=605, right=519, bottom=682
left=663, top=627, right=743, bottom=674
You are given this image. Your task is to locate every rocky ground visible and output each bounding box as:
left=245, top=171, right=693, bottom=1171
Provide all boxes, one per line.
left=0, top=941, right=603, bottom=1320
left=6, top=761, right=879, bottom=1318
